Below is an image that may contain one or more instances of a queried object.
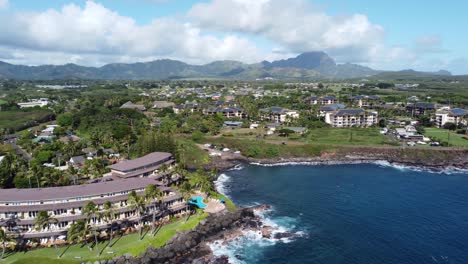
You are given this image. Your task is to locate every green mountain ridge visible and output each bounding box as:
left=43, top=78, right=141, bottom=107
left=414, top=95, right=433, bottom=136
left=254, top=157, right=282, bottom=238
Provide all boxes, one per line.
left=0, top=52, right=452, bottom=80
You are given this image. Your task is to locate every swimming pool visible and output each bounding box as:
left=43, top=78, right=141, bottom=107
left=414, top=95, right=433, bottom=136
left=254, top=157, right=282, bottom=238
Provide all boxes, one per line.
left=188, top=196, right=207, bottom=209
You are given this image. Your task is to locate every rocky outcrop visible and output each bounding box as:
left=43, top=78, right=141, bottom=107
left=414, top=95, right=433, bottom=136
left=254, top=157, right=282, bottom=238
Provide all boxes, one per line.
left=207, top=147, right=468, bottom=172
left=139, top=208, right=255, bottom=264
left=90, top=208, right=257, bottom=264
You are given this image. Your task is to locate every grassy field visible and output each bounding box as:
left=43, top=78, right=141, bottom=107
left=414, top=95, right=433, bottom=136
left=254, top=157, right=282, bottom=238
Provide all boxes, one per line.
left=304, top=127, right=395, bottom=146
left=206, top=137, right=333, bottom=159
left=0, top=110, right=54, bottom=131
left=424, top=128, right=468, bottom=147
left=4, top=213, right=208, bottom=264
left=221, top=127, right=396, bottom=147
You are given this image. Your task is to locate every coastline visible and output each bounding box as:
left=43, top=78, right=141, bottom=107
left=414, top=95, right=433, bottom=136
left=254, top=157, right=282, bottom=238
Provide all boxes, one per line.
left=97, top=206, right=281, bottom=264
left=205, top=147, right=468, bottom=173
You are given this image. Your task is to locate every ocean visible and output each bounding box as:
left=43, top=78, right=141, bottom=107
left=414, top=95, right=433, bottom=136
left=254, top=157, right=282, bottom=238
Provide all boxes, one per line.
left=212, top=162, right=468, bottom=264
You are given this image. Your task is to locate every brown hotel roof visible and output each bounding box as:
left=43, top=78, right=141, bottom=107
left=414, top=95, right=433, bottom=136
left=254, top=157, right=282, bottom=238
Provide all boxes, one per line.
left=107, top=152, right=172, bottom=172
left=0, top=178, right=158, bottom=203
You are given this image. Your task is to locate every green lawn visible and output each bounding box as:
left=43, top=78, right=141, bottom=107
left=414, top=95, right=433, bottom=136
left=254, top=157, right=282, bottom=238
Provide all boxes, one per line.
left=220, top=127, right=395, bottom=146
left=4, top=213, right=208, bottom=264
left=304, top=127, right=393, bottom=146
left=424, top=128, right=468, bottom=147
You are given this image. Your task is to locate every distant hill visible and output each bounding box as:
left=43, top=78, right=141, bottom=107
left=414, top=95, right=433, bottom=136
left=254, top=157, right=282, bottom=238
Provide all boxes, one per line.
left=0, top=52, right=452, bottom=80
left=371, top=69, right=453, bottom=80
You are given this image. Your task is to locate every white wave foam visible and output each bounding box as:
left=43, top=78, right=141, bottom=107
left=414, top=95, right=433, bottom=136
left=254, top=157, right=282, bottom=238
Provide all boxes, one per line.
left=214, top=173, right=231, bottom=196
left=209, top=208, right=306, bottom=262
left=250, top=160, right=467, bottom=175
left=229, top=164, right=245, bottom=171
left=372, top=160, right=468, bottom=175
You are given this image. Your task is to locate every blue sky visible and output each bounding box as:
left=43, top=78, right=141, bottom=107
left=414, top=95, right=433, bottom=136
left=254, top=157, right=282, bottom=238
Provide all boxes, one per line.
left=0, top=0, right=466, bottom=74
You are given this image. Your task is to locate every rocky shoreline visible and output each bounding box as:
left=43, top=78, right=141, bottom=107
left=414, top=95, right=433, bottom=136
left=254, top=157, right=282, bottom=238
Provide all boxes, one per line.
left=206, top=147, right=468, bottom=172
left=92, top=205, right=286, bottom=264
left=92, top=147, right=467, bottom=264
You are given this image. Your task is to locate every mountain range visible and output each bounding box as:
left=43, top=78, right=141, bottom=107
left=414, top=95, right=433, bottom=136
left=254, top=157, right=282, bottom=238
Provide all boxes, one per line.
left=0, top=52, right=452, bottom=80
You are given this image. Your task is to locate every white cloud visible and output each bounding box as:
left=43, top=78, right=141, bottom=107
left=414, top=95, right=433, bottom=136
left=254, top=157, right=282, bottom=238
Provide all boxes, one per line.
left=0, top=0, right=461, bottom=73
left=0, top=0, right=8, bottom=9
left=0, top=1, right=263, bottom=65
left=189, top=0, right=384, bottom=63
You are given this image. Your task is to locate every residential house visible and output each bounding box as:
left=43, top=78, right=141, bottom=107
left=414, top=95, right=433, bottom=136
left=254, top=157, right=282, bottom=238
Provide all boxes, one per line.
left=434, top=108, right=468, bottom=128
left=394, top=127, right=428, bottom=142
left=120, top=101, right=146, bottom=112
left=68, top=155, right=86, bottom=167
left=205, top=107, right=246, bottom=118
left=325, top=109, right=378, bottom=127
left=350, top=95, right=381, bottom=107
left=223, top=121, right=243, bottom=128
left=17, top=98, right=49, bottom=108
left=266, top=123, right=282, bottom=135
left=153, top=101, right=175, bottom=109
left=319, top=104, right=346, bottom=117
left=406, top=102, right=436, bottom=116
left=307, top=96, right=338, bottom=105
left=173, top=103, right=199, bottom=114
left=260, top=107, right=299, bottom=123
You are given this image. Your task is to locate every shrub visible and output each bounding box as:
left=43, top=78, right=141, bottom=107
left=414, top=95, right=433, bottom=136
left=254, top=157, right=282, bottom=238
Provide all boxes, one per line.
left=443, top=122, right=457, bottom=131
left=191, top=131, right=205, bottom=142
left=265, top=145, right=280, bottom=158
left=246, top=145, right=261, bottom=157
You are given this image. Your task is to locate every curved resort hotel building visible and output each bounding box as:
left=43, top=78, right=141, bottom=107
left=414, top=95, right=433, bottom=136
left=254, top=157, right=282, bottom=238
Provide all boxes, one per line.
left=0, top=152, right=187, bottom=244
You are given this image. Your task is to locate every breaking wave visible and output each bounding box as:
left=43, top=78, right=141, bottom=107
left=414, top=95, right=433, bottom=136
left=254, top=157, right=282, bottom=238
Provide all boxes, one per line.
left=214, top=173, right=232, bottom=197
left=250, top=160, right=467, bottom=175
left=209, top=208, right=306, bottom=263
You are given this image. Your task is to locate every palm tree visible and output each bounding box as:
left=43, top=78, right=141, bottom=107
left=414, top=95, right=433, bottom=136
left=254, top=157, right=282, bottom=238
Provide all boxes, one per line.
left=34, top=211, right=60, bottom=258
left=82, top=202, right=100, bottom=256
left=67, top=220, right=86, bottom=244
left=144, top=185, right=162, bottom=236
left=179, top=181, right=193, bottom=201
left=25, top=168, right=35, bottom=188
left=29, top=164, right=41, bottom=188
left=0, top=229, right=11, bottom=260
left=159, top=163, right=169, bottom=174
left=128, top=191, right=146, bottom=240
left=101, top=201, right=115, bottom=247
left=180, top=181, right=196, bottom=222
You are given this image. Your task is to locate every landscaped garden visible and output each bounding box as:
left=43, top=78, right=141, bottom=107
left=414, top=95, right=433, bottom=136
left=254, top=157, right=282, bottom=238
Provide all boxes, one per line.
left=3, top=213, right=208, bottom=264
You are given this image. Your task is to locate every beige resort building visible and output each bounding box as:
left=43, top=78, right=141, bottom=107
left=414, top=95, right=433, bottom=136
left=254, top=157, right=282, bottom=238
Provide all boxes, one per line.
left=0, top=152, right=186, bottom=244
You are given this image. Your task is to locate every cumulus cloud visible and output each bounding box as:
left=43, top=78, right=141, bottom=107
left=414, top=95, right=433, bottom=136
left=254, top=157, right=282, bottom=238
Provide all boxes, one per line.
left=189, top=0, right=385, bottom=63
left=0, top=1, right=263, bottom=65
left=0, top=0, right=460, bottom=73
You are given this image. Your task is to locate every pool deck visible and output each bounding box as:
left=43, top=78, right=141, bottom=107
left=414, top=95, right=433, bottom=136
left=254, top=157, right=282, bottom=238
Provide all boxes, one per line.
left=193, top=191, right=226, bottom=213
left=204, top=199, right=226, bottom=213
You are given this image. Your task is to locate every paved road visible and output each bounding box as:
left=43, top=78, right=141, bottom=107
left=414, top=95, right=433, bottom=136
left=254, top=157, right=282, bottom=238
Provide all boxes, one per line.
left=3, top=135, right=32, bottom=162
